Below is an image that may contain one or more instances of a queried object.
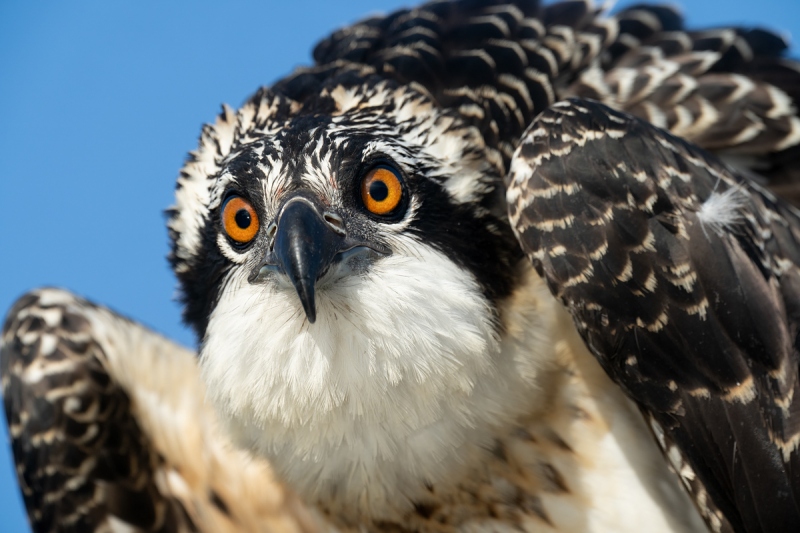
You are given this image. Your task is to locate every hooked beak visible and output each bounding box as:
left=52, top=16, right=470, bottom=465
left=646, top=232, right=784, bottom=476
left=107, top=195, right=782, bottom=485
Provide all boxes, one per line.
left=261, top=195, right=386, bottom=323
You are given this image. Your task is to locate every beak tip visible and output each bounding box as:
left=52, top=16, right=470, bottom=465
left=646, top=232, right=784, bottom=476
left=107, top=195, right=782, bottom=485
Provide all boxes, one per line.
left=271, top=197, right=342, bottom=325
left=304, top=303, right=317, bottom=324
left=295, top=282, right=317, bottom=324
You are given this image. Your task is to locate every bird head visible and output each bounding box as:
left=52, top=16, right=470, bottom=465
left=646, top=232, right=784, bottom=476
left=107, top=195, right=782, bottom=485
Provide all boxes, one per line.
left=166, top=73, right=550, bottom=509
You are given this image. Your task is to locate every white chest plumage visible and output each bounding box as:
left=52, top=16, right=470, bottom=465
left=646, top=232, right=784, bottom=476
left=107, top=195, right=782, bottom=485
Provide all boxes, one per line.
left=201, top=236, right=540, bottom=515
left=200, top=244, right=704, bottom=531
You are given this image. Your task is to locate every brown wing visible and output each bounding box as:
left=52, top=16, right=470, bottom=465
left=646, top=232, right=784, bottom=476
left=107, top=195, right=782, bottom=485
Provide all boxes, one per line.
left=507, top=98, right=800, bottom=532
left=285, top=0, right=800, bottom=200
left=1, top=288, right=318, bottom=533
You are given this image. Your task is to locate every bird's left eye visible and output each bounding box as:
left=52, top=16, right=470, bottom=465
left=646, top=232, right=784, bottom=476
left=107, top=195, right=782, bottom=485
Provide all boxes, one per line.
left=222, top=196, right=260, bottom=244
left=360, top=165, right=404, bottom=216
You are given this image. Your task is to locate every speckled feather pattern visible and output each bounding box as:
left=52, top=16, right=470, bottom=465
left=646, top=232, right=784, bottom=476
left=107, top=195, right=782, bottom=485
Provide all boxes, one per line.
left=4, top=0, right=800, bottom=532
left=507, top=99, right=800, bottom=532
left=1, top=289, right=318, bottom=533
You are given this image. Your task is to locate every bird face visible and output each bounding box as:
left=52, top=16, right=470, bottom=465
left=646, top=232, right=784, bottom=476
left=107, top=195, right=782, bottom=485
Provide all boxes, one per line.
left=167, top=77, right=550, bottom=510
left=170, top=78, right=520, bottom=332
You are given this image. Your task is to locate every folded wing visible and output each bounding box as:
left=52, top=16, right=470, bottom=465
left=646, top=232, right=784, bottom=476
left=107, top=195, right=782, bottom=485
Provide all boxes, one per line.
left=507, top=98, right=800, bottom=532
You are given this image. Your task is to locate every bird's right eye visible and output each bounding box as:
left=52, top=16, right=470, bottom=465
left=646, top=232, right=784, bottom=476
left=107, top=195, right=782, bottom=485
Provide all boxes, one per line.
left=222, top=196, right=260, bottom=244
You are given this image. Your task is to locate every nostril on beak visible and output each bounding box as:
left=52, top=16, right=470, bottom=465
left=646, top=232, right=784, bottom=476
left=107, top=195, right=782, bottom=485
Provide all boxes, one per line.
left=266, top=222, right=278, bottom=249
left=323, top=212, right=346, bottom=235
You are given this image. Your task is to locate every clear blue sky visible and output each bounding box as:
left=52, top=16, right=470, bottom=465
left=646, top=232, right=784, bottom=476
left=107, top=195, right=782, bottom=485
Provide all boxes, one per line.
left=1, top=1, right=798, bottom=531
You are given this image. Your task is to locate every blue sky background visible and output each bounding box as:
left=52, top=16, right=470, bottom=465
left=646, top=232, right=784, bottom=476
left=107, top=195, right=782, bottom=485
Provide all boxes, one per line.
left=1, top=1, right=798, bottom=531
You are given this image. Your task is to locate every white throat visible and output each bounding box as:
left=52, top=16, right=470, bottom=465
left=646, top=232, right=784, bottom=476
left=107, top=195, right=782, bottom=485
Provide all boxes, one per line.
left=200, top=236, right=560, bottom=520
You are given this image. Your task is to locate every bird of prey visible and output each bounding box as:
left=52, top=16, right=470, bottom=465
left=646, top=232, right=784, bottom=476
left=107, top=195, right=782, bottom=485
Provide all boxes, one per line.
left=4, top=1, right=800, bottom=532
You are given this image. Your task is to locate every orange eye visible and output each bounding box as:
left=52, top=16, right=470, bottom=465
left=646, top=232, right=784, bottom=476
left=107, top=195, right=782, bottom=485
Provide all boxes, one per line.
left=222, top=196, right=260, bottom=244
left=360, top=166, right=404, bottom=216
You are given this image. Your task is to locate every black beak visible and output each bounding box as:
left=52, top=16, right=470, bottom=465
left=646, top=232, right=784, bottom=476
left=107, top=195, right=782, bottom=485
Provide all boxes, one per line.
left=268, top=197, right=346, bottom=323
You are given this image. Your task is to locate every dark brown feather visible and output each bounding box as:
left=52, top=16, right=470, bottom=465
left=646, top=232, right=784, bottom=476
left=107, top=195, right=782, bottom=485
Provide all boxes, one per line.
left=508, top=98, right=800, bottom=532
left=1, top=290, right=196, bottom=533
left=304, top=0, right=800, bottom=202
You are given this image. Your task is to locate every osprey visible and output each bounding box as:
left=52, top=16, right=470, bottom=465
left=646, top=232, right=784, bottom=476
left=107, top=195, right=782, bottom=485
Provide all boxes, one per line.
left=3, top=1, right=800, bottom=532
